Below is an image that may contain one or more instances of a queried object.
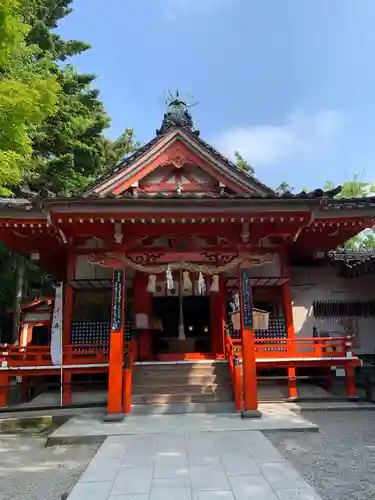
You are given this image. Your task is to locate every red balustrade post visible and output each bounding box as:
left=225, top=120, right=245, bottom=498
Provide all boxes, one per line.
left=233, top=354, right=243, bottom=411
left=287, top=366, right=298, bottom=400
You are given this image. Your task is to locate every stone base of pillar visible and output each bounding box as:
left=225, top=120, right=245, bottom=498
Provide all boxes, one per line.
left=103, top=413, right=124, bottom=423
left=241, top=409, right=262, bottom=419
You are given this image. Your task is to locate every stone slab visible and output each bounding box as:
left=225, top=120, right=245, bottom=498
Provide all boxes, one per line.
left=65, top=431, right=323, bottom=500
left=47, top=404, right=318, bottom=445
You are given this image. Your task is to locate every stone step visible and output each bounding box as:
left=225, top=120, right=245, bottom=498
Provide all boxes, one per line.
left=134, top=368, right=230, bottom=378
left=135, top=361, right=225, bottom=368
left=133, top=375, right=231, bottom=385
left=132, top=393, right=233, bottom=404
left=131, top=401, right=235, bottom=414
left=134, top=363, right=228, bottom=374
left=132, top=384, right=232, bottom=395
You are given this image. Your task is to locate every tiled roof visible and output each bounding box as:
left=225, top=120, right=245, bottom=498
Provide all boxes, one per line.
left=82, top=125, right=276, bottom=196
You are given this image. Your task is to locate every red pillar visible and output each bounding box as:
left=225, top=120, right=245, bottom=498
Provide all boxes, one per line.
left=210, top=284, right=224, bottom=356
left=134, top=273, right=153, bottom=361
left=62, top=371, right=72, bottom=406
left=123, top=366, right=132, bottom=414
left=287, top=366, right=298, bottom=400
left=345, top=364, right=357, bottom=399
left=238, top=266, right=261, bottom=418
left=0, top=373, right=8, bottom=407
left=106, top=269, right=126, bottom=418
left=282, top=281, right=295, bottom=340
left=220, top=279, right=227, bottom=356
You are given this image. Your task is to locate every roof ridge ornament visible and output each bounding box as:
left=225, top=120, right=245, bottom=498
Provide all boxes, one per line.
left=157, top=89, right=200, bottom=136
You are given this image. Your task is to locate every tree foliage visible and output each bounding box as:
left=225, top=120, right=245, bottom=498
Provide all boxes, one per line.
left=277, top=174, right=375, bottom=249
left=235, top=151, right=255, bottom=175
left=0, top=0, right=59, bottom=195
left=324, top=174, right=375, bottom=250
left=16, top=0, right=112, bottom=196
left=275, top=182, right=294, bottom=195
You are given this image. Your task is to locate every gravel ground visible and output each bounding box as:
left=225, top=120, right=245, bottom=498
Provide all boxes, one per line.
left=0, top=434, right=99, bottom=500
left=266, top=410, right=375, bottom=500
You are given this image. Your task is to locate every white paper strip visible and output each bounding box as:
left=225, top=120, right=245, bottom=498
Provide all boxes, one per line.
left=50, top=283, right=63, bottom=366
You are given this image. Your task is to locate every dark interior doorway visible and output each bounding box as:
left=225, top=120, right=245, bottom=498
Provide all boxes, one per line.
left=152, top=296, right=211, bottom=353
left=31, top=325, right=50, bottom=346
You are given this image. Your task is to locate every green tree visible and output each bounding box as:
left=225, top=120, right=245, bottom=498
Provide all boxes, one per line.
left=0, top=0, right=59, bottom=195
left=324, top=174, right=375, bottom=198
left=275, top=182, right=294, bottom=194
left=235, top=151, right=255, bottom=175
left=324, top=174, right=375, bottom=250
left=21, top=0, right=111, bottom=196
left=103, top=128, right=140, bottom=173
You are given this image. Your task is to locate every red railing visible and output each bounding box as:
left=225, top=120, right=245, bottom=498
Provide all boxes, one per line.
left=0, top=344, right=110, bottom=368
left=254, top=336, right=352, bottom=359
left=0, top=345, right=52, bottom=367
left=0, top=336, right=353, bottom=370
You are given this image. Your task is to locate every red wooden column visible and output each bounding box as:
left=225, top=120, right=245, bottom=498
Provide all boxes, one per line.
left=287, top=367, right=298, bottom=400
left=282, top=281, right=295, bottom=340
left=210, top=283, right=224, bottom=356
left=134, top=273, right=153, bottom=361
left=0, top=373, right=8, bottom=408
left=283, top=281, right=298, bottom=399
left=106, top=269, right=126, bottom=419
left=238, top=265, right=262, bottom=418
left=345, top=364, right=357, bottom=399
left=219, top=278, right=227, bottom=356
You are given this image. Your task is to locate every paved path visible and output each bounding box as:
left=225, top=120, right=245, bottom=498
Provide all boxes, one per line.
left=66, top=430, right=322, bottom=500
left=48, top=406, right=318, bottom=445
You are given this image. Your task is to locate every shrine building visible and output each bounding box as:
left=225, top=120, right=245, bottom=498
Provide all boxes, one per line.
left=0, top=97, right=374, bottom=416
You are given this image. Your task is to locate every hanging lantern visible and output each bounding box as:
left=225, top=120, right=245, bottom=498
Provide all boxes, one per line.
left=166, top=265, right=174, bottom=291
left=198, top=272, right=206, bottom=295
left=146, top=274, right=157, bottom=293
left=210, top=275, right=219, bottom=292
left=183, top=270, right=193, bottom=294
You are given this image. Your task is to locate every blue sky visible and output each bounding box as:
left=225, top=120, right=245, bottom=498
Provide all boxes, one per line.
left=57, top=0, right=375, bottom=191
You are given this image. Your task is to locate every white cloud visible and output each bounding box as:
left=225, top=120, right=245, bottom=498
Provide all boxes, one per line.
left=214, top=109, right=346, bottom=167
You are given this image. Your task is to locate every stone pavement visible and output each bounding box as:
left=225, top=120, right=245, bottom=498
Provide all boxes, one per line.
left=48, top=405, right=318, bottom=445
left=66, top=430, right=322, bottom=500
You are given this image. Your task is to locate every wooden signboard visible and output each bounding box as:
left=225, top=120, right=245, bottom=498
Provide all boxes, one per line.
left=240, top=268, right=253, bottom=329
left=111, top=270, right=125, bottom=333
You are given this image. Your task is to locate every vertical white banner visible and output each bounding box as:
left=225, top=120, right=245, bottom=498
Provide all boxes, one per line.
left=50, top=282, right=63, bottom=366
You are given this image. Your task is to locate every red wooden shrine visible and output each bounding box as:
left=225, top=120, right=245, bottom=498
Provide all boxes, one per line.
left=0, top=97, right=370, bottom=414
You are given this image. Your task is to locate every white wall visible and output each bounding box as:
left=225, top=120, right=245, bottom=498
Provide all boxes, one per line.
left=291, top=266, right=375, bottom=354
left=75, top=255, right=112, bottom=279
